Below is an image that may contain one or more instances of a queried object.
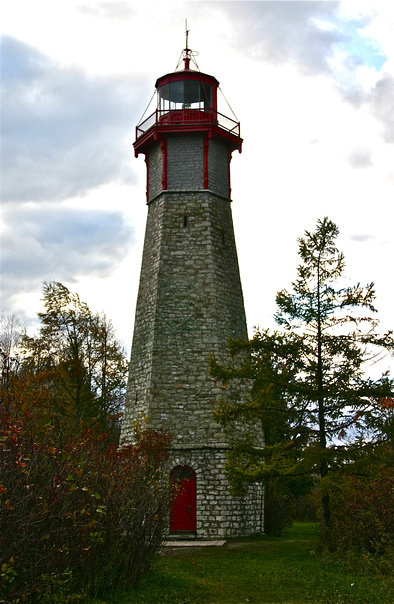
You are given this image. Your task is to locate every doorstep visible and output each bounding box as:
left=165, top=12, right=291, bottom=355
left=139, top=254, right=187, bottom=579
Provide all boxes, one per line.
left=164, top=540, right=226, bottom=547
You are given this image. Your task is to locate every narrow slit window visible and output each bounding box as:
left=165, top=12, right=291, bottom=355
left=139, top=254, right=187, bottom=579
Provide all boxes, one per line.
left=183, top=215, right=188, bottom=228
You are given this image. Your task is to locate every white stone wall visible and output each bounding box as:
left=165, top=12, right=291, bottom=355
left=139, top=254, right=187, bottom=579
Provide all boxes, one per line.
left=168, top=448, right=263, bottom=538
left=167, top=135, right=204, bottom=191
left=148, top=141, right=163, bottom=200
left=121, top=190, right=249, bottom=445
left=121, top=128, right=264, bottom=536
left=208, top=138, right=230, bottom=198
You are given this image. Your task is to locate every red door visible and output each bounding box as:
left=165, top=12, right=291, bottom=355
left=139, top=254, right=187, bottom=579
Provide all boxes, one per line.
left=170, top=466, right=196, bottom=532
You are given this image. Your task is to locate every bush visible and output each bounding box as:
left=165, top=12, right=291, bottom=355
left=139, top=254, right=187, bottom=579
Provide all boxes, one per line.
left=294, top=490, right=319, bottom=522
left=264, top=474, right=316, bottom=536
left=0, top=399, right=171, bottom=601
left=320, top=466, right=393, bottom=569
left=263, top=478, right=295, bottom=536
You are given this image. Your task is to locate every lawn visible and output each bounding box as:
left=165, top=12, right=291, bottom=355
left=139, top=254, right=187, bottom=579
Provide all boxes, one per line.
left=95, top=523, right=392, bottom=603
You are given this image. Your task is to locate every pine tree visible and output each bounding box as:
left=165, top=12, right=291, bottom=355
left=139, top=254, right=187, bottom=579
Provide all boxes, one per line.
left=211, top=218, right=393, bottom=527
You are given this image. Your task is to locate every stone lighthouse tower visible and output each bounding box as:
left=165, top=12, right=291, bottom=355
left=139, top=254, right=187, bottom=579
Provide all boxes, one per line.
left=121, top=42, right=262, bottom=538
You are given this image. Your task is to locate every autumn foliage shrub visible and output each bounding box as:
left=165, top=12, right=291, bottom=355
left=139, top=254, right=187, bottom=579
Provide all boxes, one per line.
left=321, top=462, right=393, bottom=569
left=0, top=388, right=171, bottom=601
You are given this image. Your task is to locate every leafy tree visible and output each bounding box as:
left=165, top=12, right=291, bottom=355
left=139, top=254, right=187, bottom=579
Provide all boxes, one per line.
left=0, top=314, right=26, bottom=392
left=0, top=287, right=171, bottom=600
left=211, top=218, right=393, bottom=528
left=21, top=282, right=128, bottom=439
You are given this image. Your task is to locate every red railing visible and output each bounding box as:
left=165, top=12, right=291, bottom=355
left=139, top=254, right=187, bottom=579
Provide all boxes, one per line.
left=136, top=109, right=240, bottom=139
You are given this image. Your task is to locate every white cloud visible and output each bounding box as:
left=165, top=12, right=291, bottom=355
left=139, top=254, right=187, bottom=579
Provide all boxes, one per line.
left=1, top=0, right=393, bottom=362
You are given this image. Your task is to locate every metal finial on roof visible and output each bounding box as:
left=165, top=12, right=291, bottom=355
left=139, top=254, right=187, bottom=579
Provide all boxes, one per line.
left=184, top=19, right=191, bottom=70
left=175, top=20, right=200, bottom=71
left=185, top=19, right=189, bottom=51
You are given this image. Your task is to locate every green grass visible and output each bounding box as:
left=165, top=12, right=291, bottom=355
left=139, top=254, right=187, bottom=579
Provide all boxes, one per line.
left=94, top=523, right=392, bottom=603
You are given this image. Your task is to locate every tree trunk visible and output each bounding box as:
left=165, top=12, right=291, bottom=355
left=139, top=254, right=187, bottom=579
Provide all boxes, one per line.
left=316, top=254, right=330, bottom=527
left=321, top=491, right=330, bottom=527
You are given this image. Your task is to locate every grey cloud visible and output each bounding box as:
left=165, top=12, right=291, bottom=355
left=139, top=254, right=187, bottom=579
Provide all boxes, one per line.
left=1, top=205, right=134, bottom=310
left=79, top=2, right=136, bottom=19
left=370, top=74, right=394, bottom=143
left=1, top=36, right=146, bottom=203
left=347, top=149, right=373, bottom=169
left=350, top=234, right=376, bottom=242
left=216, top=2, right=392, bottom=145
left=217, top=1, right=346, bottom=74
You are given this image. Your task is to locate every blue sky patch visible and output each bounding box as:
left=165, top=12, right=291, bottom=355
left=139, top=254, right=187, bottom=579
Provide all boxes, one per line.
left=335, top=23, right=387, bottom=71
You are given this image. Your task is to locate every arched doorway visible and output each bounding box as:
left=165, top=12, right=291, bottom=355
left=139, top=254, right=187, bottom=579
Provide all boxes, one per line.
left=170, top=466, right=196, bottom=532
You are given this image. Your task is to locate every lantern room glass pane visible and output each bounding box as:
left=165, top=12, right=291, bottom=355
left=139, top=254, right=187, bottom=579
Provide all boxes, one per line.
left=158, top=80, right=213, bottom=112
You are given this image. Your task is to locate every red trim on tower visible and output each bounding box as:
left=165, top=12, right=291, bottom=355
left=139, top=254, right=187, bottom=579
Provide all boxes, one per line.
left=203, top=136, right=209, bottom=189
left=145, top=153, right=149, bottom=203
left=135, top=123, right=242, bottom=157
left=212, top=84, right=217, bottom=115
left=161, top=138, right=167, bottom=190
left=228, top=150, right=232, bottom=199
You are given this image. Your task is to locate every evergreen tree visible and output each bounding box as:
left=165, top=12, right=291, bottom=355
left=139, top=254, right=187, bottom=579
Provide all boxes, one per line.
left=211, top=329, right=312, bottom=534
left=211, top=218, right=393, bottom=527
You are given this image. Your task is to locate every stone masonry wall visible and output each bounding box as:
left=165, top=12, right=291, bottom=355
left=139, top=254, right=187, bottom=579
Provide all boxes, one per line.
left=147, top=132, right=230, bottom=202
left=121, top=129, right=263, bottom=536
left=168, top=448, right=263, bottom=538
left=119, top=198, right=164, bottom=436
left=148, top=141, right=163, bottom=200
left=208, top=138, right=229, bottom=198
left=121, top=190, right=249, bottom=446
left=166, top=134, right=204, bottom=191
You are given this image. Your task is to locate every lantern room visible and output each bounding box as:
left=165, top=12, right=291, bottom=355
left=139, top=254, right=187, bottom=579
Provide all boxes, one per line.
left=134, top=49, right=242, bottom=156
left=156, top=71, right=218, bottom=114
left=154, top=70, right=218, bottom=128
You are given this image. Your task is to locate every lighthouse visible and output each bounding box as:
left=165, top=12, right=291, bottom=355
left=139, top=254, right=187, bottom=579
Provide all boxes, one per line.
left=121, top=40, right=263, bottom=538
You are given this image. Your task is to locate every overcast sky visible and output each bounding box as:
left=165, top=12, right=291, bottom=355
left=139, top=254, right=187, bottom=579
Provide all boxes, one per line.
left=1, top=0, right=393, bottom=373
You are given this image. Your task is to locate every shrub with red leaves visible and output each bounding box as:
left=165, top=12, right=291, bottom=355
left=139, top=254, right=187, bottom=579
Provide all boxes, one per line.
left=0, top=382, right=170, bottom=601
